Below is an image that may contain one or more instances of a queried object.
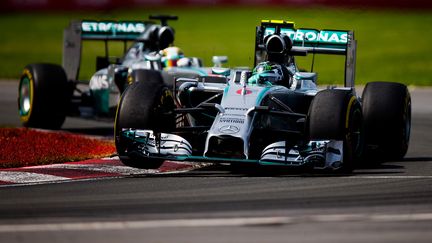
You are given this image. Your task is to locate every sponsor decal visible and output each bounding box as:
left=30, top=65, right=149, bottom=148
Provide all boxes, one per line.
left=264, top=27, right=276, bottom=37
left=219, top=117, right=245, bottom=124
left=265, top=27, right=348, bottom=45
left=224, top=107, right=248, bottom=111
left=218, top=125, right=240, bottom=134
left=81, top=21, right=145, bottom=35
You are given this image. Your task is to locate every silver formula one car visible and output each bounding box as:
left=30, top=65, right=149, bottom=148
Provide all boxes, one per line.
left=115, top=20, right=411, bottom=172
left=18, top=15, right=212, bottom=129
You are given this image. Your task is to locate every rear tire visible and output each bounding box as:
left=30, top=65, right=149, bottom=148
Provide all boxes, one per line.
left=362, top=82, right=411, bottom=161
left=115, top=70, right=175, bottom=169
left=308, top=89, right=363, bottom=172
left=18, top=63, right=69, bottom=129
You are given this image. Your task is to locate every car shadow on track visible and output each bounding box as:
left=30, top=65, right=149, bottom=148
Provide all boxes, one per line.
left=134, top=162, right=410, bottom=178
left=126, top=155, right=432, bottom=178
left=400, top=157, right=432, bottom=162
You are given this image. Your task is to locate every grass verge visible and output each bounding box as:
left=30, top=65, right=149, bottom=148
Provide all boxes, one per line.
left=1, top=6, right=431, bottom=85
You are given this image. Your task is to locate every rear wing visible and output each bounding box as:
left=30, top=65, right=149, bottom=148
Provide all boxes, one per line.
left=80, top=21, right=147, bottom=40
left=63, top=16, right=177, bottom=81
left=255, top=20, right=357, bottom=87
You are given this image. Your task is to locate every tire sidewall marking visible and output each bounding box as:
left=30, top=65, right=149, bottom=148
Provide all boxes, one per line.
left=344, top=95, right=363, bottom=166
left=402, top=91, right=411, bottom=148
left=345, top=95, right=356, bottom=130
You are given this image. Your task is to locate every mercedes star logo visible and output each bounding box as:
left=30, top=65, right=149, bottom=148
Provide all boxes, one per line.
left=219, top=125, right=240, bottom=134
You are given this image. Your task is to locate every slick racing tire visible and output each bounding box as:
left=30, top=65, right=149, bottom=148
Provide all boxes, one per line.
left=18, top=63, right=69, bottom=129
left=115, top=70, right=176, bottom=169
left=308, top=89, right=363, bottom=173
left=362, top=82, right=411, bottom=161
left=129, top=68, right=174, bottom=89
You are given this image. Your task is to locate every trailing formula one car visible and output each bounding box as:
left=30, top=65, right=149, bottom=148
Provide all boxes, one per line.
left=115, top=20, right=411, bottom=172
left=18, top=15, right=215, bottom=129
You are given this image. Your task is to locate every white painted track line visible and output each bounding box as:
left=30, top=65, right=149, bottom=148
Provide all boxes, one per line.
left=0, top=171, right=69, bottom=184
left=1, top=213, right=432, bottom=232
left=0, top=158, right=207, bottom=186
left=351, top=176, right=432, bottom=179
left=33, top=163, right=156, bottom=175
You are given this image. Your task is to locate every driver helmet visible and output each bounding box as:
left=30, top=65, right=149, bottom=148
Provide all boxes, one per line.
left=161, top=46, right=184, bottom=68
left=248, top=61, right=286, bottom=85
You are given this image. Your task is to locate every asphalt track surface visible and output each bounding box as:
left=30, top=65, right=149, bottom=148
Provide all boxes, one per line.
left=1, top=81, right=432, bottom=243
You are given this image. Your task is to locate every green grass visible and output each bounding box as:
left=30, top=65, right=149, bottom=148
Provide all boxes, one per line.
left=1, top=7, right=431, bottom=85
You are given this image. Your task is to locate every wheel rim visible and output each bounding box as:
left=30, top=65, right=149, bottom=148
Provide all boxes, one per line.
left=19, top=77, right=32, bottom=116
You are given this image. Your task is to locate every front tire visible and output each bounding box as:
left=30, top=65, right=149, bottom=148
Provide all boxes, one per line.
left=115, top=70, right=175, bottom=169
left=308, top=89, right=363, bottom=172
left=18, top=63, right=69, bottom=129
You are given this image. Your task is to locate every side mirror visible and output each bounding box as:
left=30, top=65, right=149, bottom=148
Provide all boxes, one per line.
left=211, top=67, right=231, bottom=77
left=212, top=56, right=228, bottom=67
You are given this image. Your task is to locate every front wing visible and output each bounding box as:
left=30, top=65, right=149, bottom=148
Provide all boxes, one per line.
left=119, top=129, right=344, bottom=170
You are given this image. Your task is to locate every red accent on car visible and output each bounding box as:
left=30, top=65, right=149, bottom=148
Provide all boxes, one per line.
left=236, top=88, right=253, bottom=95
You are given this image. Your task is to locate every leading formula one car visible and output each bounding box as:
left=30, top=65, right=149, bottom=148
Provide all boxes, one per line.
left=115, top=20, right=411, bottom=172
